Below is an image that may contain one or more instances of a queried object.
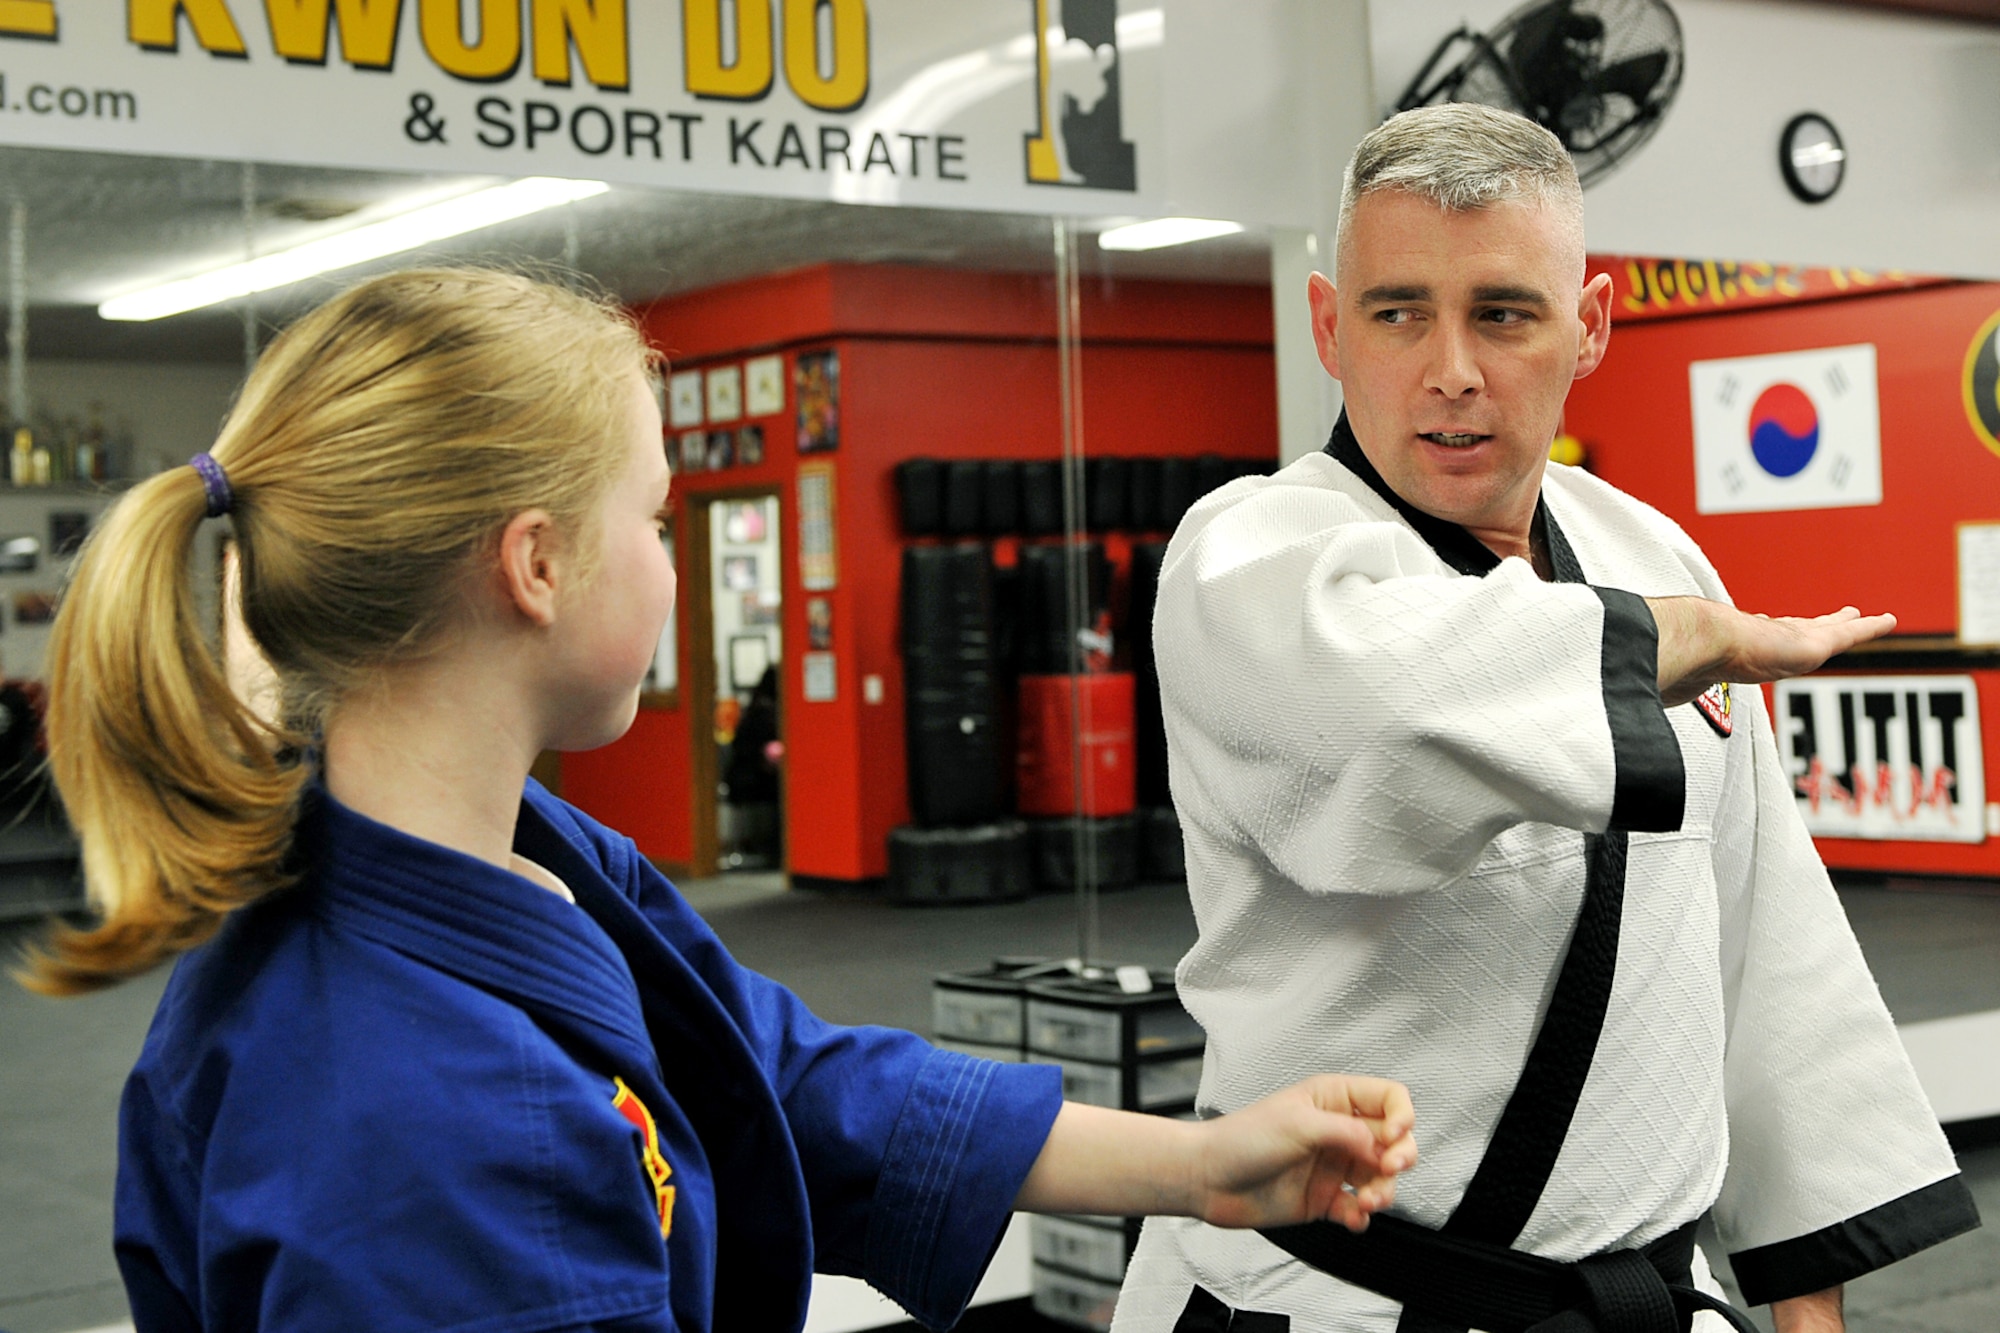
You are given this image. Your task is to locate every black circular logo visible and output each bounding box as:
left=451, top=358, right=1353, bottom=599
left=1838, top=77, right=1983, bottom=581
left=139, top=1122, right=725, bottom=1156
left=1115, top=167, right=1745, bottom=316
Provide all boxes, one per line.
left=1965, top=309, right=2000, bottom=459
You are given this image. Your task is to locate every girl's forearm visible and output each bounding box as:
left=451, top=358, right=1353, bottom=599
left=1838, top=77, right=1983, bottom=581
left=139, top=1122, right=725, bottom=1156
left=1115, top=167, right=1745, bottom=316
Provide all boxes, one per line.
left=1014, top=1102, right=1202, bottom=1217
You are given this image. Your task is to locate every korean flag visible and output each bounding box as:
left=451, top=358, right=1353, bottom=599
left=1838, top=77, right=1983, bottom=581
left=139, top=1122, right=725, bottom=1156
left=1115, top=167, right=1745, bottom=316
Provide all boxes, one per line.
left=1689, top=344, right=1882, bottom=515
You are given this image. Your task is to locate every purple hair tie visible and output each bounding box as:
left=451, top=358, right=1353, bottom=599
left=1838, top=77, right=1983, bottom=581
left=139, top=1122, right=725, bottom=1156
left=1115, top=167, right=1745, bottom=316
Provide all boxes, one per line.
left=189, top=453, right=234, bottom=519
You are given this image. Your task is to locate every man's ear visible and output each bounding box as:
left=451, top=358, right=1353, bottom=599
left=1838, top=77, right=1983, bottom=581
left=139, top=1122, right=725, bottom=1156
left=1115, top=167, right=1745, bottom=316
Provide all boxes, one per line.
left=1573, top=271, right=1613, bottom=381
left=1307, top=271, right=1343, bottom=382
left=498, top=509, right=561, bottom=628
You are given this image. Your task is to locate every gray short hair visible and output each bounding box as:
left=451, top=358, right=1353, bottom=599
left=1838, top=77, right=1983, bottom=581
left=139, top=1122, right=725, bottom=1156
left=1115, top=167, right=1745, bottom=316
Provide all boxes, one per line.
left=1336, top=103, right=1584, bottom=278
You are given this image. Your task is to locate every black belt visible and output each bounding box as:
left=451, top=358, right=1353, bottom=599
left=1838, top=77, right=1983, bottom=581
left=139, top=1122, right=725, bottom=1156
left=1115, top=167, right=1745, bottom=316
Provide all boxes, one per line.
left=1252, top=1213, right=1759, bottom=1333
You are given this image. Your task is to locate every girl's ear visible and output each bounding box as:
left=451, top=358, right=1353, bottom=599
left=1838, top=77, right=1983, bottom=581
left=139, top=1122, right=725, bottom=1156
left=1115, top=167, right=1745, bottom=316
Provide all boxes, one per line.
left=498, top=509, right=562, bottom=627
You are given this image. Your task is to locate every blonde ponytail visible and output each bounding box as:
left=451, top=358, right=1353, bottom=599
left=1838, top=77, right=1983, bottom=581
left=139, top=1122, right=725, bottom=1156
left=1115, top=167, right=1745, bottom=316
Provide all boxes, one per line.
left=19, top=268, right=652, bottom=994
left=24, top=467, right=305, bottom=994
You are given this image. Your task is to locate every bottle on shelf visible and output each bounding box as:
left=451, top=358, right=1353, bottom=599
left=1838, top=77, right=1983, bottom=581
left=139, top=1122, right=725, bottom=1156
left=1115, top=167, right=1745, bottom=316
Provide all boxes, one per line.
left=79, top=404, right=105, bottom=483
left=9, top=426, right=32, bottom=487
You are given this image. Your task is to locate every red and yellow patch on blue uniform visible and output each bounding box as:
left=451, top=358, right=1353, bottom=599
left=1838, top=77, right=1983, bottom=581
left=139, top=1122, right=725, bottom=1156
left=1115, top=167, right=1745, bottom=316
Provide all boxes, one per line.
left=612, top=1077, right=675, bottom=1239
left=1695, top=682, right=1733, bottom=738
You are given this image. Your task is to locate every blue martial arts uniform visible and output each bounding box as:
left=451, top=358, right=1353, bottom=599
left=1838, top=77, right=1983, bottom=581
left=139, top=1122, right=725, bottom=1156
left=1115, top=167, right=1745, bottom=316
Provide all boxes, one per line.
left=113, top=783, right=1063, bottom=1332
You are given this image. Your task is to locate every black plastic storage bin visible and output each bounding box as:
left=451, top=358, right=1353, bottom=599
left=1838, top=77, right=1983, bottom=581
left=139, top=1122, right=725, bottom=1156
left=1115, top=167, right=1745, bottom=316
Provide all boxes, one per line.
left=896, top=458, right=945, bottom=535
left=1140, top=805, right=1185, bottom=881
left=1126, top=457, right=1164, bottom=532
left=1023, top=970, right=1205, bottom=1113
left=888, top=821, right=1032, bottom=903
left=901, top=544, right=1003, bottom=826
left=1028, top=813, right=1139, bottom=892
left=1193, top=452, right=1235, bottom=502
left=942, top=459, right=985, bottom=537
left=930, top=956, right=1070, bottom=1059
left=1126, top=540, right=1170, bottom=809
left=1020, top=459, right=1064, bottom=537
left=980, top=458, right=1023, bottom=536
left=1015, top=540, right=1111, bottom=675
left=1157, top=456, right=1196, bottom=530
left=1084, top=456, right=1129, bottom=532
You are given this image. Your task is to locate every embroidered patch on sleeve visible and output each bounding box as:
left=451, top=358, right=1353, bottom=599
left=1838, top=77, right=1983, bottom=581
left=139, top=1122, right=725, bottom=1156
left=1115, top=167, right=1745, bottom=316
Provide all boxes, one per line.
left=1695, top=682, right=1733, bottom=738
left=611, top=1077, right=675, bottom=1239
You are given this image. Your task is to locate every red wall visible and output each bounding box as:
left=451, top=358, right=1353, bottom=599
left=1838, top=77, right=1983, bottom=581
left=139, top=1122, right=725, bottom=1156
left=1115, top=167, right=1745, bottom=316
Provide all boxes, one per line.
left=562, top=264, right=1278, bottom=879
left=1567, top=276, right=2000, bottom=877
left=1567, top=280, right=2000, bottom=631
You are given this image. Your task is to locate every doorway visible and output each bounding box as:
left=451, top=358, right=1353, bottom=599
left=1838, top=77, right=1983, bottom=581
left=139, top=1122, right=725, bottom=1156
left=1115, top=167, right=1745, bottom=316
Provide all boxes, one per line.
left=686, top=490, right=785, bottom=877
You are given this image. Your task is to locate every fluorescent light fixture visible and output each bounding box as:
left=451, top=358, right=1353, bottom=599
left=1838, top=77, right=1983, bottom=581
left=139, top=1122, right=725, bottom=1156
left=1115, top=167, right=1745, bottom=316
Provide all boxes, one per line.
left=1096, top=217, right=1244, bottom=252
left=99, top=177, right=610, bottom=322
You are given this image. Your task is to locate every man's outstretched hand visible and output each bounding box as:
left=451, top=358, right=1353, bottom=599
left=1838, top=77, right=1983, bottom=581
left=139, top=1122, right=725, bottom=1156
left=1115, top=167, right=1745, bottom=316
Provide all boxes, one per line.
left=1647, top=598, right=1896, bottom=708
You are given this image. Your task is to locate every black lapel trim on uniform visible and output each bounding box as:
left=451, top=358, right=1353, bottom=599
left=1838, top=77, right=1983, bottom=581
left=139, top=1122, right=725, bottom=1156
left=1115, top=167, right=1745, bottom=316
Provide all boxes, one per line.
left=1433, top=830, right=1629, bottom=1250
left=1325, top=416, right=1685, bottom=834
left=1325, top=415, right=1501, bottom=577
left=1592, top=587, right=1687, bottom=834
left=1728, top=1175, right=1983, bottom=1306
left=1173, top=1285, right=1291, bottom=1333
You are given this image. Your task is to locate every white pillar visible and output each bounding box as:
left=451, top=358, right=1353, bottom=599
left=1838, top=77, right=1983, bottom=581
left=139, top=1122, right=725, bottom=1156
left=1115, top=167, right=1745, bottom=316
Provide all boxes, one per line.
left=1272, top=227, right=1340, bottom=465
left=1270, top=0, right=1376, bottom=467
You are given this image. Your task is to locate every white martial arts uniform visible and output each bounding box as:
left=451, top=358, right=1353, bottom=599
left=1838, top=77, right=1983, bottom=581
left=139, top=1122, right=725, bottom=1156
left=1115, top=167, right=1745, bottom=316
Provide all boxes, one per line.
left=1114, top=421, right=1978, bottom=1332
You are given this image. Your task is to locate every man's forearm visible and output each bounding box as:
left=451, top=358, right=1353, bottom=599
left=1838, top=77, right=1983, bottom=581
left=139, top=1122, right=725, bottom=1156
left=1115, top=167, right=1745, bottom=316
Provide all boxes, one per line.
left=1772, top=1285, right=1843, bottom=1332
left=1644, top=595, right=1724, bottom=707
left=1642, top=596, right=1895, bottom=707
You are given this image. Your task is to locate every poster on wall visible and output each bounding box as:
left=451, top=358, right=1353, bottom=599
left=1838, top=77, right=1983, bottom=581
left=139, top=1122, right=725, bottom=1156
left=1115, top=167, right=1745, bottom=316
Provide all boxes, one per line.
left=745, top=355, right=786, bottom=417
left=668, top=372, right=704, bottom=429
left=806, top=596, right=834, bottom=650
left=1689, top=344, right=1882, bottom=516
left=705, top=365, right=742, bottom=423
left=0, top=4, right=1165, bottom=221
left=736, top=424, right=766, bottom=467
left=796, top=351, right=840, bottom=454
left=803, top=651, right=838, bottom=703
left=705, top=430, right=735, bottom=471
left=1958, top=523, right=2000, bottom=646
left=797, top=461, right=838, bottom=591
left=1774, top=674, right=1986, bottom=843
left=677, top=429, right=706, bottom=473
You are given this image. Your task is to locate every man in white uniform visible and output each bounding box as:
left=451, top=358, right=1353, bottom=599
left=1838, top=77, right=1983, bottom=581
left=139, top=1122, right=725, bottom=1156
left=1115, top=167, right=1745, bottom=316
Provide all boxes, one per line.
left=1116, top=104, right=1978, bottom=1333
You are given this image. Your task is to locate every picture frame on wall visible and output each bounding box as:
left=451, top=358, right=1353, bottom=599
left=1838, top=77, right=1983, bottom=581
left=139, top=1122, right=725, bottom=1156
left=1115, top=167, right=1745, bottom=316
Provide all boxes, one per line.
left=678, top=429, right=707, bottom=473
left=705, top=430, right=735, bottom=471
left=722, top=501, right=766, bottom=544
left=745, top=354, right=785, bottom=416
left=736, top=424, right=765, bottom=467
left=795, top=350, right=839, bottom=453
left=706, top=365, right=743, bottom=423
left=721, top=554, right=759, bottom=591
left=668, top=371, right=704, bottom=428
left=806, top=595, right=833, bottom=651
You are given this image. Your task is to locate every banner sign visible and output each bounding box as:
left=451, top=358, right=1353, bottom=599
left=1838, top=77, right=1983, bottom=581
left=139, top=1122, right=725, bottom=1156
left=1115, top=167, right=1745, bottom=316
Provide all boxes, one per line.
left=1689, top=344, right=1882, bottom=515
left=1774, top=674, right=1986, bottom=843
left=0, top=1, right=1162, bottom=217
left=1588, top=255, right=1945, bottom=326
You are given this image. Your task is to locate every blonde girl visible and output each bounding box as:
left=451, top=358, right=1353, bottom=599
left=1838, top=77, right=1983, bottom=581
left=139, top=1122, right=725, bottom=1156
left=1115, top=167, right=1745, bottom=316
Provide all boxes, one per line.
left=25, top=268, right=1414, bottom=1332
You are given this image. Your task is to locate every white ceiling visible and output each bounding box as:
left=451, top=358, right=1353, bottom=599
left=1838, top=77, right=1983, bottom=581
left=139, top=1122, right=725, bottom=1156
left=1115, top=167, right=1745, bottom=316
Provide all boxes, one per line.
left=0, top=144, right=1273, bottom=364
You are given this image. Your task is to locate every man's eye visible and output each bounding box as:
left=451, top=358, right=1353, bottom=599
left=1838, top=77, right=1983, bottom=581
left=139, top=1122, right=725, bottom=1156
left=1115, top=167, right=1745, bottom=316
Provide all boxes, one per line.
left=1376, top=308, right=1416, bottom=325
left=1482, top=308, right=1529, bottom=325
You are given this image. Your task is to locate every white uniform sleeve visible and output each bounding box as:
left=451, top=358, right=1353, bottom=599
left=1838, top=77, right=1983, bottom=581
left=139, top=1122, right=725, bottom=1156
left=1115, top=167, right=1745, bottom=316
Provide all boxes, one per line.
left=1708, top=683, right=1979, bottom=1303
left=1154, top=473, right=1684, bottom=897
